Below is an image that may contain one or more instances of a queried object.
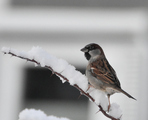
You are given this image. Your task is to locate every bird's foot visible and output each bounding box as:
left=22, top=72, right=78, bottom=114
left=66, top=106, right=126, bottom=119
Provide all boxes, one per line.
left=86, top=84, right=94, bottom=92
left=107, top=94, right=111, bottom=112
left=107, top=104, right=111, bottom=112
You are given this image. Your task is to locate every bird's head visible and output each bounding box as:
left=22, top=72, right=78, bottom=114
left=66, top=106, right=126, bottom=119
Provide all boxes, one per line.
left=81, top=43, right=104, bottom=61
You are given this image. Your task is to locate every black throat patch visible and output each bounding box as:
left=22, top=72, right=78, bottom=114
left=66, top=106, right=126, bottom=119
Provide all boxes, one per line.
left=85, top=52, right=91, bottom=60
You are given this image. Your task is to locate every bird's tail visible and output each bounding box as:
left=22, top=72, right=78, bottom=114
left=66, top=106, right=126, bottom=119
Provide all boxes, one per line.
left=118, top=88, right=136, bottom=100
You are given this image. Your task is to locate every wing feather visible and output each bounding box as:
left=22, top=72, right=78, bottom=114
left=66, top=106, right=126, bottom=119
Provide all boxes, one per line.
left=90, top=58, right=121, bottom=88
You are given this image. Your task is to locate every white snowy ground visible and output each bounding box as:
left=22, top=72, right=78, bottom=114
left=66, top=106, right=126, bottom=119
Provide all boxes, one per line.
left=2, top=46, right=122, bottom=119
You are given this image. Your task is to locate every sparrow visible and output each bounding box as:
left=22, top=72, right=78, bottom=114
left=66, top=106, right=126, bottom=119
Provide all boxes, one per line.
left=81, top=43, right=136, bottom=111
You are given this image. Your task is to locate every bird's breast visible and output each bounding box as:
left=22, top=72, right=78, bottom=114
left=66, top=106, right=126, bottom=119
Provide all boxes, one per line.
left=86, top=69, right=104, bottom=90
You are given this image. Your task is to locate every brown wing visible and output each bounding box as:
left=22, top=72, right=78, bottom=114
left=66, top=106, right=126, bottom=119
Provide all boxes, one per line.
left=90, top=58, right=121, bottom=88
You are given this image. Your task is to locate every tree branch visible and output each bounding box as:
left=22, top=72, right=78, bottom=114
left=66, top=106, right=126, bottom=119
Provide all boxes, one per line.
left=2, top=50, right=120, bottom=120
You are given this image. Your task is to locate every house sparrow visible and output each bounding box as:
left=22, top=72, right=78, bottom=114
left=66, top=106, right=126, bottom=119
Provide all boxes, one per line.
left=81, top=43, right=136, bottom=111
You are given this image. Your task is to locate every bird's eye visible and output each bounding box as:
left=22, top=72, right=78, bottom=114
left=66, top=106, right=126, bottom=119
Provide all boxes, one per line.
left=85, top=45, right=95, bottom=50
left=86, top=46, right=90, bottom=49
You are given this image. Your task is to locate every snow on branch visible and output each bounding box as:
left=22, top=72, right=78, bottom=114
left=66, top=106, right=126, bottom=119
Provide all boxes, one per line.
left=2, top=46, right=122, bottom=120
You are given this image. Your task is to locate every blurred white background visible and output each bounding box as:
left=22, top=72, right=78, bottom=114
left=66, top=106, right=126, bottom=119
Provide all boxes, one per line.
left=0, top=0, right=148, bottom=120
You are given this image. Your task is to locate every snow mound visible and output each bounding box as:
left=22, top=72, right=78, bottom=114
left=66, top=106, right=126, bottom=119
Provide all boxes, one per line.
left=18, top=109, right=70, bottom=120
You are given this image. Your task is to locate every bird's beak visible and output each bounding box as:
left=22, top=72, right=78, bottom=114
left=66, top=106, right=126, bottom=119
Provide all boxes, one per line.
left=81, top=47, right=88, bottom=52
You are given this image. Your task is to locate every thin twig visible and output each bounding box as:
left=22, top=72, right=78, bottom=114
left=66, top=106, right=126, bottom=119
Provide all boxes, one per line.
left=3, top=51, right=120, bottom=120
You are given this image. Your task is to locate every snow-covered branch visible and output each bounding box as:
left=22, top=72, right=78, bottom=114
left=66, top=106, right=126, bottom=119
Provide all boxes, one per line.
left=2, top=46, right=122, bottom=120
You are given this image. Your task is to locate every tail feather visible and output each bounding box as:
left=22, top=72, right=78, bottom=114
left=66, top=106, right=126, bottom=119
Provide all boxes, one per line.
left=118, top=88, right=136, bottom=100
